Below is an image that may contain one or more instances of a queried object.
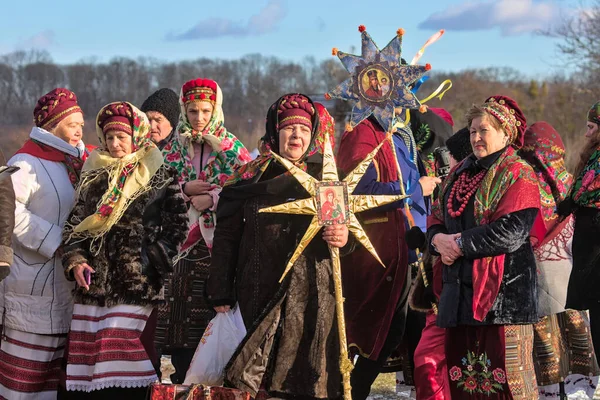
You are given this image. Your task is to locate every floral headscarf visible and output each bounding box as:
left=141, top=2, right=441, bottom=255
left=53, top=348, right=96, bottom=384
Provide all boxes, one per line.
left=169, top=78, right=251, bottom=253
left=520, top=122, right=572, bottom=233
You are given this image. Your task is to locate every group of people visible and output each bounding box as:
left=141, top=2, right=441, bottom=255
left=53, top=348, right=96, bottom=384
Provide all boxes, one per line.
left=1, top=77, right=600, bottom=400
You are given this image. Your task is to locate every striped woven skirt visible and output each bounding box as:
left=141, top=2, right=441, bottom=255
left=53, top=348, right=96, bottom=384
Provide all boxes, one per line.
left=534, top=310, right=600, bottom=399
left=65, top=304, right=158, bottom=393
left=0, top=327, right=66, bottom=400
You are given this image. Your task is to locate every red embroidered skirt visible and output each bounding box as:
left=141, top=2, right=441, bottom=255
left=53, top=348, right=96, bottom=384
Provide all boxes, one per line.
left=65, top=304, right=158, bottom=392
left=0, top=327, right=66, bottom=399
left=446, top=324, right=537, bottom=400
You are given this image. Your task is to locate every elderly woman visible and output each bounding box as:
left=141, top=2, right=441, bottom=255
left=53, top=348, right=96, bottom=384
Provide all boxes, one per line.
left=60, top=102, right=188, bottom=399
left=155, top=78, right=251, bottom=383
left=206, top=94, right=348, bottom=399
left=1, top=88, right=89, bottom=400
left=428, top=96, right=542, bottom=399
left=520, top=121, right=599, bottom=399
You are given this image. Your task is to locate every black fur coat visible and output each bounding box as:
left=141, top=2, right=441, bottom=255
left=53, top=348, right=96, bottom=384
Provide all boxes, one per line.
left=62, top=165, right=188, bottom=307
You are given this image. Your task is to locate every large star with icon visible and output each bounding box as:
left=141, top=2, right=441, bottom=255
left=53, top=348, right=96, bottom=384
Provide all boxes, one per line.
left=326, top=25, right=431, bottom=133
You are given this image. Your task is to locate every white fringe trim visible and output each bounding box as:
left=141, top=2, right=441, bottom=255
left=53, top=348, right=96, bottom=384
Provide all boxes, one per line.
left=66, top=376, right=158, bottom=392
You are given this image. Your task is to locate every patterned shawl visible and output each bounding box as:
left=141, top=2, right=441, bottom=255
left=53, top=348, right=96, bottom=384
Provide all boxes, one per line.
left=430, top=146, right=543, bottom=321
left=169, top=80, right=251, bottom=252
left=67, top=102, right=165, bottom=254
left=519, top=122, right=572, bottom=236
left=571, top=145, right=600, bottom=209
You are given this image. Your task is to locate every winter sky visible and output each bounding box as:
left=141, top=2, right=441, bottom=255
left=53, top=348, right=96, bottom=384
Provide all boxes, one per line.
left=0, top=0, right=583, bottom=77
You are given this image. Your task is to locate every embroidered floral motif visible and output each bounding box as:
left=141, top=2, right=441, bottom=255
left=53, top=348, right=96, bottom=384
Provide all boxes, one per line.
left=451, top=351, right=505, bottom=396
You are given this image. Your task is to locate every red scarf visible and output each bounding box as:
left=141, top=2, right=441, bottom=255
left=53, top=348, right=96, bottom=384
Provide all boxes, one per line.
left=15, top=139, right=90, bottom=187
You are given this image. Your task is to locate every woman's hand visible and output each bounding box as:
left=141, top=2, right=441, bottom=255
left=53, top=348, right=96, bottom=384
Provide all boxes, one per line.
left=190, top=194, right=213, bottom=211
left=214, top=305, right=231, bottom=313
left=419, top=176, right=442, bottom=197
left=184, top=180, right=213, bottom=196
left=432, top=233, right=463, bottom=262
left=73, top=262, right=95, bottom=291
left=322, top=224, right=349, bottom=248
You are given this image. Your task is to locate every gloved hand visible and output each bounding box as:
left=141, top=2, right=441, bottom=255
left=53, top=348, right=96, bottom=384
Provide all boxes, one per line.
left=557, top=197, right=576, bottom=220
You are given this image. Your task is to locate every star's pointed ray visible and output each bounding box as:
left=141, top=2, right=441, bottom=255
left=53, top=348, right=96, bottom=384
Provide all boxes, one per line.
left=372, top=101, right=396, bottom=133
left=344, top=134, right=392, bottom=192
left=337, top=51, right=364, bottom=74
left=347, top=213, right=385, bottom=268
left=259, top=198, right=316, bottom=216
left=269, top=151, right=318, bottom=196
left=361, top=31, right=379, bottom=60
left=348, top=101, right=377, bottom=132
left=351, top=194, right=409, bottom=214
left=396, top=65, right=429, bottom=87
left=380, top=35, right=403, bottom=65
left=327, top=78, right=360, bottom=102
left=394, top=86, right=421, bottom=110
left=278, top=216, right=321, bottom=283
left=321, top=134, right=339, bottom=182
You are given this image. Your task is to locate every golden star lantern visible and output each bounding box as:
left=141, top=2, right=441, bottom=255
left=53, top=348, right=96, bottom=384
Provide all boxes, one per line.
left=259, top=133, right=408, bottom=399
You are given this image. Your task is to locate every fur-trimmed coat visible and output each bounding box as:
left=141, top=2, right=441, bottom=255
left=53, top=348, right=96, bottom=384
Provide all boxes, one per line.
left=62, top=165, right=188, bottom=307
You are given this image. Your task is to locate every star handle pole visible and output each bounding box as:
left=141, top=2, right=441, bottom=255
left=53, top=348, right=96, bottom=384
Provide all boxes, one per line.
left=329, top=245, right=354, bottom=399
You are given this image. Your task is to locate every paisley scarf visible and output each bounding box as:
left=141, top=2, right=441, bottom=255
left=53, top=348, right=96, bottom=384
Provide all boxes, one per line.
left=519, top=122, right=572, bottom=235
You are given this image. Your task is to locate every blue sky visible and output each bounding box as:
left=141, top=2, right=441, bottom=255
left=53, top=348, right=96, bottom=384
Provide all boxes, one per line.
left=0, top=0, right=581, bottom=77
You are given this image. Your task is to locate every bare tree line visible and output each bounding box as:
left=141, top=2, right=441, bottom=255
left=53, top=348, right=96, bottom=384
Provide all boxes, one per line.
left=2, top=1, right=600, bottom=169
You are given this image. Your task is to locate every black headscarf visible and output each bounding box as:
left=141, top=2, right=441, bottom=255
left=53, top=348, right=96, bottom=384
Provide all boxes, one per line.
left=217, top=93, right=321, bottom=219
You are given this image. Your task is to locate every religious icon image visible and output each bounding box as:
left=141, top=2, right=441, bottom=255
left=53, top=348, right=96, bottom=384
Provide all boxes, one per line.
left=360, top=67, right=391, bottom=101
left=316, top=183, right=348, bottom=225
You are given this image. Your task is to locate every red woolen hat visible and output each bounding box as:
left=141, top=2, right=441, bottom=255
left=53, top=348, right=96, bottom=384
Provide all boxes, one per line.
left=181, top=78, right=218, bottom=105
left=33, top=88, right=83, bottom=130
left=97, top=102, right=134, bottom=136
left=484, top=95, right=527, bottom=148
left=277, top=94, right=315, bottom=131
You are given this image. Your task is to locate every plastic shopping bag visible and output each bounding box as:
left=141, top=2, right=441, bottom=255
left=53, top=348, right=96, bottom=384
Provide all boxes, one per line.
left=184, top=304, right=246, bottom=386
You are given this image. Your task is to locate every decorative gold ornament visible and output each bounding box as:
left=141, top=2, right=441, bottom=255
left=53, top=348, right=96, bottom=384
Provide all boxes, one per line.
left=259, top=133, right=407, bottom=399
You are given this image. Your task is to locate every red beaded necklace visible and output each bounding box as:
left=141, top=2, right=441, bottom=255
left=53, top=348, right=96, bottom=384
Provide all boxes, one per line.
left=447, top=169, right=487, bottom=218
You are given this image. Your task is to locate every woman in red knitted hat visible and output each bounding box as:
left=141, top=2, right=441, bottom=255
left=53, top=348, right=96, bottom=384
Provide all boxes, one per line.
left=0, top=88, right=90, bottom=400
left=206, top=93, right=349, bottom=399
left=60, top=102, right=188, bottom=398
left=428, top=96, right=543, bottom=399
left=154, top=78, right=251, bottom=383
